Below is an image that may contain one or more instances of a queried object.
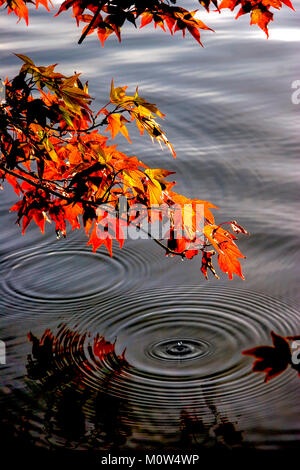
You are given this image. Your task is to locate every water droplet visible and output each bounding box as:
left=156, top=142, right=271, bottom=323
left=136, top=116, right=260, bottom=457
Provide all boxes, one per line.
left=148, top=338, right=211, bottom=361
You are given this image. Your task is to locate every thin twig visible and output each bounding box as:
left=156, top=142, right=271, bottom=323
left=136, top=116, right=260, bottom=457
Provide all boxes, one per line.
left=78, top=2, right=104, bottom=45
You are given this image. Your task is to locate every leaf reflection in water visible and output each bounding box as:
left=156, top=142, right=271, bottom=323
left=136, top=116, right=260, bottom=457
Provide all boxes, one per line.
left=23, top=325, right=245, bottom=453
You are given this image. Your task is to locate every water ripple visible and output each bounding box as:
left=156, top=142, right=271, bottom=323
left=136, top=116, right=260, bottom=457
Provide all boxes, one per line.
left=12, top=285, right=299, bottom=449
left=0, top=240, right=164, bottom=311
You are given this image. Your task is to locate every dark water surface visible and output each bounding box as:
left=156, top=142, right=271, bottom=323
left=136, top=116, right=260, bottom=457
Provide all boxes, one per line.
left=0, top=1, right=300, bottom=456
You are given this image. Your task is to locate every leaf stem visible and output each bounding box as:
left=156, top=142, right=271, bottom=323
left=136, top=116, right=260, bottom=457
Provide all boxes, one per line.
left=78, top=2, right=104, bottom=45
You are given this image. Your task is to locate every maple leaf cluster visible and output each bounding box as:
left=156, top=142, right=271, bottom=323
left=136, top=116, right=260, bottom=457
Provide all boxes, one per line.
left=243, top=331, right=300, bottom=382
left=0, top=55, right=248, bottom=279
left=218, top=0, right=294, bottom=38
left=1, top=0, right=294, bottom=46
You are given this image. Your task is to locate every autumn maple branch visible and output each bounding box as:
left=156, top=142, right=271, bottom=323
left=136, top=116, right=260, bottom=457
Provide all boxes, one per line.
left=0, top=55, right=248, bottom=279
left=0, top=162, right=199, bottom=257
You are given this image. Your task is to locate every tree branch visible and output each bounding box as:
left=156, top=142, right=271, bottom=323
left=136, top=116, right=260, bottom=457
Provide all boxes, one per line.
left=78, top=2, right=105, bottom=45
left=0, top=163, right=202, bottom=257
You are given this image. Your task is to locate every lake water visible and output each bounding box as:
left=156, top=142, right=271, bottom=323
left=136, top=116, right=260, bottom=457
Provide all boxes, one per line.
left=0, top=1, right=300, bottom=458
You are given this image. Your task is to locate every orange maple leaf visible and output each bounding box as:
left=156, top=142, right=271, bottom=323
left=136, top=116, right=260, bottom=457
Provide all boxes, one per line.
left=203, top=224, right=245, bottom=280
left=250, top=7, right=273, bottom=38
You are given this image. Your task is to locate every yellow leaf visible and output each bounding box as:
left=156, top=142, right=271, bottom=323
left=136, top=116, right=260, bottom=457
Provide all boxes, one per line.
left=145, top=168, right=175, bottom=182
left=97, top=147, right=113, bottom=164
left=123, top=169, right=144, bottom=193
left=14, top=53, right=35, bottom=66
left=147, top=178, right=162, bottom=206
left=110, top=79, right=127, bottom=104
